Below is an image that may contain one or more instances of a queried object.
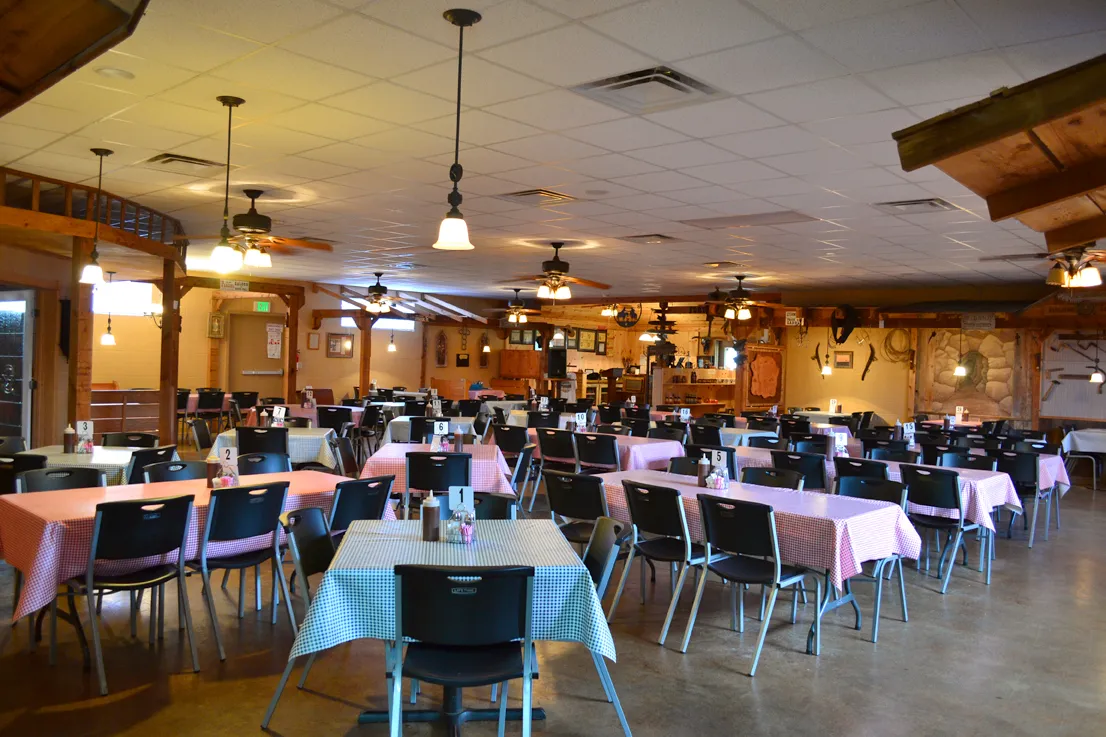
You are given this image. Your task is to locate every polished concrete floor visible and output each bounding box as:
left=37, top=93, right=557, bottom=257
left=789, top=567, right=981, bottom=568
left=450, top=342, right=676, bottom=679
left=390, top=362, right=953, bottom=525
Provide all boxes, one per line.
left=1, top=483, right=1104, bottom=737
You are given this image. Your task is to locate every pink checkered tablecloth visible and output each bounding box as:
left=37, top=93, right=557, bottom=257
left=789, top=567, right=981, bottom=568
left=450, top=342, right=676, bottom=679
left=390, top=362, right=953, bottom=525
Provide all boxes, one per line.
left=599, top=469, right=921, bottom=589
left=244, top=404, right=363, bottom=428
left=811, top=423, right=852, bottom=439
left=729, top=446, right=837, bottom=490
left=881, top=462, right=1022, bottom=531
left=470, top=389, right=505, bottom=399
left=0, top=471, right=385, bottom=622
left=361, top=443, right=514, bottom=495
left=902, top=445, right=1071, bottom=496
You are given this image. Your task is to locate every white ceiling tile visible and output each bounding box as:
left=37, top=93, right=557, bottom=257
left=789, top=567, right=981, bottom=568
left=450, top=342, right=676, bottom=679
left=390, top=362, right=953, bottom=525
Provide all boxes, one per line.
left=150, top=0, right=345, bottom=44
left=584, top=0, right=782, bottom=61
left=600, top=193, right=687, bottom=212
left=484, top=90, right=626, bottom=130
left=745, top=0, right=929, bottom=31
left=759, top=147, right=871, bottom=175
left=562, top=154, right=661, bottom=179
left=240, top=155, right=356, bottom=182
left=412, top=111, right=541, bottom=147
left=563, top=118, right=689, bottom=151
left=708, top=125, right=825, bottom=158
left=746, top=76, right=897, bottom=122
left=39, top=135, right=160, bottom=168
left=393, top=58, right=551, bottom=107
left=800, top=1, right=989, bottom=73
left=228, top=122, right=335, bottom=155
left=1001, top=30, right=1106, bottom=79
left=362, top=0, right=565, bottom=50
left=531, top=0, right=642, bottom=19
left=325, top=82, right=456, bottom=124
left=425, top=147, right=537, bottom=174
left=211, top=49, right=372, bottom=101
left=497, top=164, right=593, bottom=187
left=645, top=99, right=784, bottom=137
left=801, top=167, right=906, bottom=190
left=108, top=100, right=227, bottom=137
left=66, top=50, right=199, bottom=97
left=267, top=104, right=392, bottom=140
left=801, top=108, right=921, bottom=147
left=298, top=142, right=404, bottom=169
left=625, top=140, right=736, bottom=169
left=31, top=81, right=141, bottom=118
left=847, top=141, right=904, bottom=167
left=863, top=53, right=1024, bottom=106
left=12, top=151, right=105, bottom=179
left=158, top=76, right=307, bottom=120
left=553, top=180, right=645, bottom=200
left=957, top=0, right=1106, bottom=46
left=79, top=118, right=196, bottom=151
left=114, top=15, right=264, bottom=73
left=1, top=102, right=103, bottom=134
left=477, top=25, right=655, bottom=87
left=677, top=35, right=846, bottom=95
left=679, top=159, right=787, bottom=184
left=609, top=170, right=711, bottom=191
left=354, top=128, right=458, bottom=158
left=664, top=185, right=751, bottom=205
left=491, top=134, right=607, bottom=162
left=0, top=122, right=65, bottom=150
left=280, top=15, right=455, bottom=78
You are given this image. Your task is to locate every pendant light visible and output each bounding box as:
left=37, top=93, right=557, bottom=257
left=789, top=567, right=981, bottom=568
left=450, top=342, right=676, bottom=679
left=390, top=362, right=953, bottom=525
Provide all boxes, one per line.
left=387, top=331, right=397, bottom=353
left=211, top=95, right=246, bottom=274
left=79, top=148, right=114, bottom=285
left=953, top=327, right=968, bottom=377
left=432, top=9, right=481, bottom=251
left=243, top=241, right=271, bottom=268
left=100, top=271, right=116, bottom=346
left=737, top=305, right=752, bottom=321
left=1091, top=331, right=1104, bottom=383
left=821, top=328, right=832, bottom=375
left=482, top=330, right=491, bottom=353
left=1070, top=264, right=1102, bottom=288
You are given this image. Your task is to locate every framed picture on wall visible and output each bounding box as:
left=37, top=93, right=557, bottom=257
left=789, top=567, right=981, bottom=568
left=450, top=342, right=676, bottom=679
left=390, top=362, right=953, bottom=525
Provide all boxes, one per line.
left=327, top=333, right=354, bottom=358
left=307, top=332, right=320, bottom=351
left=521, top=329, right=533, bottom=344
left=596, top=338, right=607, bottom=355
left=207, top=312, right=225, bottom=339
left=566, top=327, right=578, bottom=350
left=578, top=329, right=597, bottom=352
left=456, top=353, right=469, bottom=368
left=833, top=351, right=854, bottom=369
left=509, top=329, right=522, bottom=344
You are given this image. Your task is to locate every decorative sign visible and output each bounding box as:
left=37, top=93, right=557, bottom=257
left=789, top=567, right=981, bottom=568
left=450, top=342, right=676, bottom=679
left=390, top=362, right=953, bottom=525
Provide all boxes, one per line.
left=76, top=420, right=94, bottom=453
left=432, top=420, right=450, bottom=436
left=710, top=449, right=728, bottom=471
left=829, top=398, right=838, bottom=413
left=220, top=279, right=249, bottom=292
left=575, top=412, right=587, bottom=427
left=954, top=405, right=965, bottom=423
left=266, top=322, right=283, bottom=359
left=679, top=407, right=691, bottom=422
left=271, top=405, right=287, bottom=428
left=539, top=396, right=549, bottom=410
left=902, top=421, right=916, bottom=446
left=254, top=301, right=271, bottom=313
left=961, top=313, right=996, bottom=331
left=785, top=310, right=802, bottom=327
left=219, top=446, right=238, bottom=475
left=431, top=399, right=442, bottom=416
left=448, top=485, right=474, bottom=514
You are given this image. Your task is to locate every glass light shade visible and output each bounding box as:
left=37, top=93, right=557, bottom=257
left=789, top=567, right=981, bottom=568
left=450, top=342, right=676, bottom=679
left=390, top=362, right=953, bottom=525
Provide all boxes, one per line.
left=80, top=262, right=105, bottom=285
left=1091, top=370, right=1104, bottom=384
left=601, top=306, right=614, bottom=317
left=821, top=363, right=832, bottom=376
left=379, top=302, right=390, bottom=314
left=639, top=332, right=657, bottom=342
left=482, top=344, right=491, bottom=353
left=553, top=328, right=565, bottom=341
left=1070, top=265, right=1102, bottom=288
left=508, top=313, right=518, bottom=323
left=554, top=284, right=571, bottom=300
left=210, top=243, right=243, bottom=274
left=1045, top=263, right=1068, bottom=287
left=953, top=364, right=967, bottom=377
left=737, top=306, right=752, bottom=321
left=432, top=214, right=474, bottom=250
left=536, top=284, right=552, bottom=300
left=243, top=246, right=270, bottom=268
left=100, top=331, right=116, bottom=346
left=724, top=306, right=736, bottom=319
left=387, top=342, right=397, bottom=353
left=519, top=314, right=527, bottom=323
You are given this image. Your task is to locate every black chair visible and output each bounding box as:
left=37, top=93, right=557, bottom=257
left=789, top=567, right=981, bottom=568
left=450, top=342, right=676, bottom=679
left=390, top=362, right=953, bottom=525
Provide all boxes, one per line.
left=629, top=419, right=651, bottom=438
left=543, top=470, right=611, bottom=546
left=472, top=492, right=518, bottom=520
left=16, top=466, right=106, bottom=492
left=747, top=417, right=779, bottom=432
left=856, top=428, right=895, bottom=442
left=231, top=391, right=259, bottom=414
left=176, top=389, right=191, bottom=441
left=608, top=480, right=707, bottom=647
left=623, top=406, right=649, bottom=421
left=597, top=405, right=622, bottom=425
left=900, top=465, right=983, bottom=593
left=409, top=416, right=448, bottom=444
left=647, top=425, right=686, bottom=442
left=918, top=442, right=955, bottom=465
left=404, top=452, right=471, bottom=519
left=778, top=419, right=811, bottom=440
left=741, top=467, right=804, bottom=490
left=492, top=423, right=529, bottom=464
left=535, top=427, right=578, bottom=480
left=61, top=494, right=199, bottom=695
left=508, top=444, right=536, bottom=501
left=684, top=443, right=737, bottom=480
left=492, top=406, right=508, bottom=425
left=689, top=424, right=722, bottom=446
left=667, top=456, right=700, bottom=476
left=526, top=411, right=559, bottom=429
left=330, top=476, right=394, bottom=533
left=704, top=413, right=738, bottom=428
left=1014, top=441, right=1061, bottom=455
left=0, top=448, right=37, bottom=495
left=680, top=495, right=816, bottom=673
left=316, top=406, right=353, bottom=435
left=862, top=439, right=908, bottom=458
left=187, top=481, right=293, bottom=661
left=403, top=400, right=428, bottom=416
left=354, top=404, right=384, bottom=462
left=870, top=448, right=919, bottom=463
left=196, top=390, right=228, bottom=433
left=328, top=436, right=361, bottom=478
left=859, top=411, right=875, bottom=430
left=237, top=427, right=289, bottom=455
left=834, top=477, right=909, bottom=642
left=993, top=450, right=1058, bottom=548
left=793, top=438, right=831, bottom=456
left=457, top=399, right=481, bottom=416
left=747, top=436, right=787, bottom=451
left=259, top=396, right=286, bottom=405
left=101, top=432, right=159, bottom=448
left=285, top=416, right=312, bottom=429
left=238, top=453, right=293, bottom=475
left=144, top=460, right=206, bottom=483
left=471, top=414, right=491, bottom=443
left=275, top=507, right=335, bottom=643
left=833, top=457, right=888, bottom=481
left=124, top=445, right=177, bottom=484
left=939, top=452, right=997, bottom=472
left=596, top=424, right=626, bottom=435
left=770, top=451, right=827, bottom=490
left=575, top=433, right=621, bottom=473
left=583, top=516, right=626, bottom=601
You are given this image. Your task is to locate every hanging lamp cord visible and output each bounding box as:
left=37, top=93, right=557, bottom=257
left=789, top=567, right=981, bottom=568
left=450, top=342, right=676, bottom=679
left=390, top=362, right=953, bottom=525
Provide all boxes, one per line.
left=91, top=153, right=104, bottom=261
left=222, top=102, right=234, bottom=238
left=446, top=23, right=465, bottom=209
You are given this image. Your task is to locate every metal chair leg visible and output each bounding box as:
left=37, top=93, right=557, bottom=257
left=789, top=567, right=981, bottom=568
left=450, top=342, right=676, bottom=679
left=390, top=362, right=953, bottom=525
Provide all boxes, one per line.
left=871, top=560, right=886, bottom=643
left=255, top=564, right=263, bottom=611
left=297, top=653, right=317, bottom=689
left=896, top=558, right=909, bottom=622
left=658, top=561, right=689, bottom=646
left=593, top=652, right=633, bottom=737
left=178, top=576, right=200, bottom=673
left=148, top=586, right=158, bottom=646
left=607, top=547, right=636, bottom=622
left=199, top=570, right=226, bottom=661
left=749, top=585, right=780, bottom=677
left=86, top=588, right=108, bottom=696
left=1028, top=493, right=1041, bottom=548
left=939, top=530, right=964, bottom=594
left=262, top=656, right=298, bottom=729
left=220, top=569, right=230, bottom=591
left=678, top=560, right=710, bottom=653
left=497, top=681, right=508, bottom=737
left=48, top=597, right=58, bottom=666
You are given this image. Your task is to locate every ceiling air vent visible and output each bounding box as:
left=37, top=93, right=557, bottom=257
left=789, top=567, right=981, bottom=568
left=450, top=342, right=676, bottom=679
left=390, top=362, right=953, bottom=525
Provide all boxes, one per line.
left=495, top=188, right=576, bottom=205
left=873, top=198, right=956, bottom=215
left=620, top=233, right=677, bottom=245
left=573, top=66, right=720, bottom=115
left=680, top=211, right=817, bottom=229
left=143, top=152, right=226, bottom=176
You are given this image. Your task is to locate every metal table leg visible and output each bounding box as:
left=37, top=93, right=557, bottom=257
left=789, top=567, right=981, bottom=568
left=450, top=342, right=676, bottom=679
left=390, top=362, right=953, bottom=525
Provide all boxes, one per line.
left=806, top=571, right=861, bottom=655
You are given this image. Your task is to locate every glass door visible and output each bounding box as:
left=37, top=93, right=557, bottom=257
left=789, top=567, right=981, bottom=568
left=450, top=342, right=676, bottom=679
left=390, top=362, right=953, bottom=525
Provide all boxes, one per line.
left=0, top=291, right=34, bottom=447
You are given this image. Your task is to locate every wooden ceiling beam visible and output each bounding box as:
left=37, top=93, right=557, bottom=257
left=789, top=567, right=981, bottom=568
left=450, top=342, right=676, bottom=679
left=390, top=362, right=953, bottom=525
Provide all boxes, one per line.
left=1045, top=215, right=1106, bottom=252
left=422, top=294, right=487, bottom=323
left=988, top=161, right=1106, bottom=222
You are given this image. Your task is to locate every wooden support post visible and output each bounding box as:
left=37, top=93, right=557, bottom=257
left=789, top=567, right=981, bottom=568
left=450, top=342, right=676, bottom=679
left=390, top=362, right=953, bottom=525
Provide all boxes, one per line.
left=285, top=294, right=301, bottom=402
left=420, top=324, right=428, bottom=389
left=158, top=258, right=180, bottom=444
left=359, top=314, right=375, bottom=396
left=68, top=237, right=93, bottom=425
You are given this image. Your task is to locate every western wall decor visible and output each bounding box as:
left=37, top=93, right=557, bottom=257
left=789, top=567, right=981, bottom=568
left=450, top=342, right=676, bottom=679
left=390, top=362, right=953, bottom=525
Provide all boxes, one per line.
left=327, top=333, right=354, bottom=359
left=509, top=329, right=522, bottom=344
left=743, top=344, right=783, bottom=410
left=596, top=336, right=607, bottom=355
left=566, top=327, right=577, bottom=350
left=207, top=312, right=225, bottom=339
left=521, top=329, right=533, bottom=344
left=435, top=330, right=447, bottom=367
left=578, top=328, right=597, bottom=352
left=479, top=331, right=489, bottom=368
left=307, top=332, right=320, bottom=351
left=833, top=351, right=854, bottom=369
left=456, top=353, right=470, bottom=368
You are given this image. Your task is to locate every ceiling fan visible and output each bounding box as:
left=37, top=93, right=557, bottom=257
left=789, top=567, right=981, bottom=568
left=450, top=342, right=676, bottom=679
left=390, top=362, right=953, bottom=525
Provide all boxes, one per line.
left=705, top=274, right=783, bottom=318
left=484, top=288, right=541, bottom=323
left=502, top=241, right=611, bottom=299
left=979, top=241, right=1103, bottom=287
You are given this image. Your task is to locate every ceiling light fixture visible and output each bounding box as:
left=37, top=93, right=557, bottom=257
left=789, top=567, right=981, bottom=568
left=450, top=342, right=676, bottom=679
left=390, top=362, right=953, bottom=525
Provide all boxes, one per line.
left=388, top=331, right=397, bottom=353
left=1091, top=331, right=1103, bottom=384
left=100, top=272, right=116, bottom=346
left=96, top=66, right=134, bottom=80
left=821, top=328, right=832, bottom=376
left=364, top=272, right=392, bottom=314
left=243, top=240, right=272, bottom=268
left=737, top=306, right=752, bottom=321
left=211, top=95, right=246, bottom=274
left=639, top=332, right=659, bottom=342
left=953, top=326, right=968, bottom=377
left=1070, top=264, right=1102, bottom=288
left=482, top=330, right=491, bottom=353
left=79, top=148, right=114, bottom=285
left=432, top=8, right=481, bottom=251
left=553, top=327, right=565, bottom=341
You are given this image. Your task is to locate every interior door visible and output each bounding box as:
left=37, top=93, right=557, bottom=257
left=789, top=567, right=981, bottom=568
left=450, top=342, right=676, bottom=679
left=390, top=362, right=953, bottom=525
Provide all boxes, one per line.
left=227, top=314, right=284, bottom=398
left=0, top=291, right=34, bottom=446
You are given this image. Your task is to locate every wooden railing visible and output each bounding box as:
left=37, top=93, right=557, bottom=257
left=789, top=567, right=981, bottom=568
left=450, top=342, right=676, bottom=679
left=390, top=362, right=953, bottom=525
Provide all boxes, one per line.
left=90, top=389, right=161, bottom=439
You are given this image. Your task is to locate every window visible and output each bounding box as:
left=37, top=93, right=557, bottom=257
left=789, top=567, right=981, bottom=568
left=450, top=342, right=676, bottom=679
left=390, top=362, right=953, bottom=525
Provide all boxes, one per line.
left=93, top=281, right=157, bottom=316
left=723, top=346, right=738, bottom=370
left=338, top=302, right=415, bottom=331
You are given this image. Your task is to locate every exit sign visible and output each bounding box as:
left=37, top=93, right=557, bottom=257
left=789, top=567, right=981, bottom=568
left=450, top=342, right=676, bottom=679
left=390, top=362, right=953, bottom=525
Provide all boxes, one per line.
left=254, top=301, right=271, bottom=313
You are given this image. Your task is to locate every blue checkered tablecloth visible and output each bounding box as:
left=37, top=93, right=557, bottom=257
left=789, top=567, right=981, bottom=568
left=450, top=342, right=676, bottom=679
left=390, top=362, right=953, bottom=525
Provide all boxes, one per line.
left=288, top=519, right=616, bottom=661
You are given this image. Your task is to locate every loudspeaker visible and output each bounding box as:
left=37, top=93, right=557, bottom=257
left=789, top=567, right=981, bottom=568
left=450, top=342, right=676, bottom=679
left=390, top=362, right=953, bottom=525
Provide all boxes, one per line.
left=548, top=348, right=567, bottom=379
left=59, top=299, right=71, bottom=359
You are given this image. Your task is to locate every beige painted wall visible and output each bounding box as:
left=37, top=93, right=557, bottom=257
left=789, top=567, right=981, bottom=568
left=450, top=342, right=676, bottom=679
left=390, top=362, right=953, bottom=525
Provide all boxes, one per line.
left=420, top=324, right=505, bottom=390
left=782, top=327, right=911, bottom=423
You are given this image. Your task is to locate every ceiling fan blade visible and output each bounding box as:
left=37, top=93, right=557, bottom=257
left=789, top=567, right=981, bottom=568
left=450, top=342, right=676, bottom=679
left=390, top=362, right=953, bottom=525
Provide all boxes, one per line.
left=267, top=236, right=333, bottom=252
left=173, top=234, right=224, bottom=242
left=977, top=253, right=1052, bottom=262
left=498, top=275, right=546, bottom=284
left=563, top=275, right=612, bottom=289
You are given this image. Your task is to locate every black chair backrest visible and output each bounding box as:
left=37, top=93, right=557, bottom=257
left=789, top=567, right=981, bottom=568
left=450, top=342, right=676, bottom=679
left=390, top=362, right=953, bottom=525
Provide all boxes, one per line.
left=197, top=390, right=225, bottom=411
left=284, top=416, right=311, bottom=428
left=13, top=454, right=46, bottom=474
left=493, top=406, right=508, bottom=425
left=329, top=436, right=361, bottom=477
left=779, top=419, right=811, bottom=438
left=259, top=396, right=286, bottom=405
left=857, top=428, right=895, bottom=442
left=623, top=407, right=649, bottom=421
left=177, top=389, right=190, bottom=411
left=647, top=425, right=686, bottom=442
left=330, top=476, right=394, bottom=530
left=527, top=411, right=560, bottom=429
left=238, top=452, right=292, bottom=475
left=746, top=417, right=779, bottom=432
left=92, top=494, right=194, bottom=561
left=396, top=565, right=533, bottom=647
left=360, top=404, right=383, bottom=428
left=403, top=400, right=428, bottom=416
left=316, top=406, right=353, bottom=432
left=667, top=456, right=700, bottom=476
left=992, top=450, right=1040, bottom=490
left=457, top=399, right=481, bottom=416
left=597, top=405, right=622, bottom=424
left=629, top=419, right=651, bottom=438
left=409, top=415, right=449, bottom=443
left=509, top=444, right=536, bottom=489
left=684, top=443, right=737, bottom=480
left=769, top=450, right=827, bottom=489
left=536, top=428, right=576, bottom=462
left=231, top=391, right=259, bottom=410
left=862, top=438, right=908, bottom=457
left=144, top=460, right=206, bottom=483
left=793, top=438, right=831, bottom=456
left=741, top=467, right=803, bottom=490
left=870, top=448, right=919, bottom=463
left=126, top=445, right=177, bottom=484
left=1014, top=441, right=1060, bottom=455
left=575, top=433, right=619, bottom=469
left=279, top=507, right=335, bottom=581
left=582, top=516, right=623, bottom=598
left=236, top=427, right=289, bottom=455
left=747, top=435, right=787, bottom=451
left=622, top=480, right=686, bottom=538
left=0, top=436, right=26, bottom=455
left=939, top=452, right=997, bottom=471
left=704, top=413, right=738, bottom=428
left=689, top=424, right=722, bottom=446
left=543, top=470, right=608, bottom=521
left=860, top=411, right=875, bottom=429
left=406, top=452, right=471, bottom=492
left=17, top=466, right=106, bottom=492
left=102, top=432, right=159, bottom=448
left=836, top=477, right=906, bottom=507
left=919, top=442, right=954, bottom=466
left=900, top=464, right=962, bottom=513
left=656, top=419, right=687, bottom=433
left=833, top=456, right=888, bottom=479
left=698, top=495, right=776, bottom=559
left=492, top=424, right=529, bottom=454
left=472, top=492, right=517, bottom=520
left=1019, top=429, right=1047, bottom=441
left=205, top=481, right=289, bottom=543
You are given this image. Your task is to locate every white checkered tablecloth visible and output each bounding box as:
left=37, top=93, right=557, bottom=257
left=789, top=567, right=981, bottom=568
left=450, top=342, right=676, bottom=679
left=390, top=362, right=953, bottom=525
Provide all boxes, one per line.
left=811, top=423, right=852, bottom=440
left=720, top=428, right=778, bottom=447
left=599, top=470, right=920, bottom=590
left=380, top=416, right=475, bottom=444
left=507, top=410, right=575, bottom=429
left=881, top=462, right=1022, bottom=531
left=209, top=428, right=336, bottom=467
left=729, top=446, right=837, bottom=490
left=18, top=446, right=181, bottom=486
left=0, top=471, right=384, bottom=622
left=288, top=519, right=616, bottom=661
left=362, top=443, right=515, bottom=495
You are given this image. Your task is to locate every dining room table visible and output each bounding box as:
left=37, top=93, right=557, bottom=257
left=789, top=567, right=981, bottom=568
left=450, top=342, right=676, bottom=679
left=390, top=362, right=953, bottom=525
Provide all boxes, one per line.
left=500, top=429, right=684, bottom=471
left=718, top=428, right=779, bottom=447
left=598, top=469, right=921, bottom=655
left=380, top=415, right=476, bottom=444
left=360, top=443, right=514, bottom=496
left=209, top=427, right=337, bottom=467
left=15, top=445, right=181, bottom=485
left=244, top=404, right=363, bottom=428
left=507, top=409, right=576, bottom=429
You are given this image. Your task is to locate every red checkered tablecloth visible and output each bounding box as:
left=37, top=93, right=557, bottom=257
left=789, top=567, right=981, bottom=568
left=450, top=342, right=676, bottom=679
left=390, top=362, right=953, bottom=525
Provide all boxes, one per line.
left=491, top=430, right=684, bottom=472
left=361, top=443, right=514, bottom=495
left=599, top=470, right=921, bottom=589
left=881, top=462, right=1022, bottom=531
left=729, top=446, right=837, bottom=490
left=0, top=471, right=383, bottom=622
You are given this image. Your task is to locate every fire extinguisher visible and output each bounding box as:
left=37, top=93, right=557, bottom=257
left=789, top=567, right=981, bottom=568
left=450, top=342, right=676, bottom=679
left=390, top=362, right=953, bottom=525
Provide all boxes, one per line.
left=296, top=349, right=301, bottom=371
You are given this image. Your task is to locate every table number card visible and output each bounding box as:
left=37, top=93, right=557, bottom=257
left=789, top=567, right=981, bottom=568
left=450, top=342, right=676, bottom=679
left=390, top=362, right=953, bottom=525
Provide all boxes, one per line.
left=430, top=388, right=438, bottom=397
left=679, top=407, right=691, bottom=422
left=432, top=420, right=450, bottom=437
left=770, top=405, right=778, bottom=415
left=431, top=398, right=442, bottom=416
left=954, top=405, right=964, bottom=423
left=76, top=420, right=94, bottom=453
left=709, top=449, right=728, bottom=471
left=219, top=446, right=238, bottom=475
left=271, top=405, right=287, bottom=428
left=575, top=412, right=587, bottom=428
left=447, top=484, right=474, bottom=513
left=829, top=399, right=838, bottom=413
left=629, top=395, right=636, bottom=406
left=834, top=431, right=848, bottom=454
left=902, top=421, right=916, bottom=445
left=539, top=396, right=549, bottom=410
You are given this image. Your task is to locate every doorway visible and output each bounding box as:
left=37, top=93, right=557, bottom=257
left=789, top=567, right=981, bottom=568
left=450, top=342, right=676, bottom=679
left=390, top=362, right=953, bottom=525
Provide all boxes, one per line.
left=227, top=314, right=285, bottom=399
left=0, top=290, right=34, bottom=446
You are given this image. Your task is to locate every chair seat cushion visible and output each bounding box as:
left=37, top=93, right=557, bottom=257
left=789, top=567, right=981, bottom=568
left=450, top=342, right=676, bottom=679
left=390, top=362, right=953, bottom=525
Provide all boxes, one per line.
left=908, top=513, right=961, bottom=530
left=558, top=521, right=595, bottom=545
left=541, top=461, right=577, bottom=474
left=80, top=564, right=179, bottom=590
left=188, top=547, right=275, bottom=571
left=402, top=642, right=523, bottom=688
left=708, top=555, right=804, bottom=585
left=636, top=536, right=704, bottom=563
